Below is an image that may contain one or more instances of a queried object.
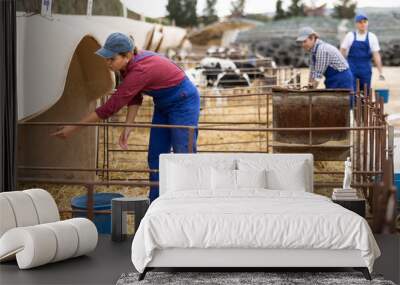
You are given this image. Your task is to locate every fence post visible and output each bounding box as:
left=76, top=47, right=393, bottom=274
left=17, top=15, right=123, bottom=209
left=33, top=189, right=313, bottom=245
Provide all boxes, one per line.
left=388, top=125, right=394, bottom=164
left=86, top=184, right=95, bottom=221
left=86, top=0, right=93, bottom=16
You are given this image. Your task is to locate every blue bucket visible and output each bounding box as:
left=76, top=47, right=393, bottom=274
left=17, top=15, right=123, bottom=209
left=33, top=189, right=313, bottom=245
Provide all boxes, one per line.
left=71, top=192, right=124, bottom=234
left=375, top=89, right=389, bottom=103
left=395, top=174, right=400, bottom=203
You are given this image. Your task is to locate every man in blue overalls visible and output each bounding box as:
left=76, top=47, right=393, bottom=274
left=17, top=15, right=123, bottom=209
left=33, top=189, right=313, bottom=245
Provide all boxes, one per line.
left=296, top=27, right=353, bottom=90
left=340, top=13, right=385, bottom=93
left=52, top=33, right=200, bottom=202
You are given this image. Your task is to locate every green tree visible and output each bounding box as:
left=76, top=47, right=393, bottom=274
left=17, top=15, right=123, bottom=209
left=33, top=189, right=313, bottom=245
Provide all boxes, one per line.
left=274, top=0, right=286, bottom=20
left=166, top=0, right=182, bottom=26
left=230, top=0, right=245, bottom=18
left=332, top=0, right=357, bottom=19
left=183, top=0, right=198, bottom=27
left=287, top=0, right=305, bottom=17
left=166, top=0, right=198, bottom=27
left=203, top=0, right=218, bottom=25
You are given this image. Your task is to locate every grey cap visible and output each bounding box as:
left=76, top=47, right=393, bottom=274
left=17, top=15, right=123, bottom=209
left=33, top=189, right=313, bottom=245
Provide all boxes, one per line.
left=95, top=32, right=135, bottom=59
left=296, top=27, right=317, bottom=42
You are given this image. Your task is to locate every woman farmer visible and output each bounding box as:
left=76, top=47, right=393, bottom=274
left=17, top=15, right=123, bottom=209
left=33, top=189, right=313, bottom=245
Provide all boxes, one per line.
left=340, top=13, right=385, bottom=93
left=51, top=32, right=200, bottom=202
left=296, top=27, right=353, bottom=90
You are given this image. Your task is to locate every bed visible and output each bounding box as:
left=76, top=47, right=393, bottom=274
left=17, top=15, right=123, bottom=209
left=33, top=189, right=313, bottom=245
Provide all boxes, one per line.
left=131, top=153, right=380, bottom=280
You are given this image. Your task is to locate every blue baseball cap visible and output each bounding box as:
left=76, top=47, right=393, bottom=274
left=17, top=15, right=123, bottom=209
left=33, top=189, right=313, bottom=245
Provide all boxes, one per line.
left=96, top=32, right=134, bottom=58
left=355, top=13, right=368, bottom=22
left=296, top=27, right=318, bottom=42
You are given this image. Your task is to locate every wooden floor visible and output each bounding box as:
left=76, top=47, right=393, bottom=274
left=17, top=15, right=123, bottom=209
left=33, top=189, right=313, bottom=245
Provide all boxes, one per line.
left=0, top=234, right=398, bottom=285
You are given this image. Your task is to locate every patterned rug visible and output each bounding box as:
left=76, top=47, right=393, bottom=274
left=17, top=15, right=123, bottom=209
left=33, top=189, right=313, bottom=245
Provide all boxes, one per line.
left=116, top=271, right=396, bottom=285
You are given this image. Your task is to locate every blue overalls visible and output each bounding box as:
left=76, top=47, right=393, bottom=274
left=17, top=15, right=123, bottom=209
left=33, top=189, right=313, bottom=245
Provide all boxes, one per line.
left=312, top=43, right=354, bottom=107
left=348, top=32, right=372, bottom=93
left=134, top=51, right=200, bottom=202
left=312, top=43, right=353, bottom=90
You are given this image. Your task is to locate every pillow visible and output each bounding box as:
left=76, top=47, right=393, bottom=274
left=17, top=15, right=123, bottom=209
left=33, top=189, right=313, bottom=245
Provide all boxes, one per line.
left=167, top=162, right=212, bottom=191
left=236, top=169, right=267, bottom=189
left=238, top=159, right=309, bottom=191
left=211, top=168, right=237, bottom=191
left=266, top=161, right=307, bottom=191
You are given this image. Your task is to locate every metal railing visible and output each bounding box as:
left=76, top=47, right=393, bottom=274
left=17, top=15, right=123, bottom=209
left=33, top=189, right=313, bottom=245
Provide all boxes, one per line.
left=17, top=81, right=391, bottom=226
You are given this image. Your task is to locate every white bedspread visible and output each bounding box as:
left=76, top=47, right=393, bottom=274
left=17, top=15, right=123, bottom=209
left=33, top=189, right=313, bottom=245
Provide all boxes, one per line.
left=131, top=190, right=380, bottom=273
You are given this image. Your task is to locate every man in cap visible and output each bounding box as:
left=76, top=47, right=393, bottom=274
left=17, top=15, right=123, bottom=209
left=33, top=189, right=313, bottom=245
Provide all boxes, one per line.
left=340, top=13, right=384, bottom=93
left=297, top=27, right=353, bottom=90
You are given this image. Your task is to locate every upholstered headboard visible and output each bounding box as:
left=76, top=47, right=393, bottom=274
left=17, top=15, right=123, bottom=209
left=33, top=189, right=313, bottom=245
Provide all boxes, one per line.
left=159, top=153, right=314, bottom=195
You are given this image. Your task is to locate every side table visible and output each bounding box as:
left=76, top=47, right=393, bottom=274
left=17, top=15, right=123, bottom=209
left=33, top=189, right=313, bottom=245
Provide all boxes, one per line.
left=332, top=198, right=366, bottom=218
left=111, top=197, right=149, bottom=242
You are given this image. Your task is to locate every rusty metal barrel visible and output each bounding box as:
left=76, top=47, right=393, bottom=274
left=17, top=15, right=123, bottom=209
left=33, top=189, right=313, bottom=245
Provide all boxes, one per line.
left=272, top=87, right=352, bottom=161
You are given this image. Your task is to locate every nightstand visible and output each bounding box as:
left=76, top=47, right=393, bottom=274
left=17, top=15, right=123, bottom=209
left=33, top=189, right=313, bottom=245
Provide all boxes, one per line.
left=332, top=198, right=366, bottom=218
left=111, top=197, right=149, bottom=242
